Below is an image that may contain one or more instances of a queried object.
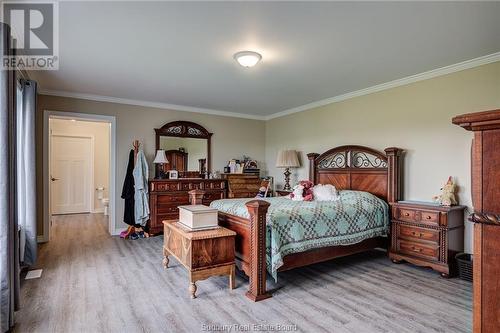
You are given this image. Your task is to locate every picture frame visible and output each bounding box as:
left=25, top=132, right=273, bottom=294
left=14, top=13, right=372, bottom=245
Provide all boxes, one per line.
left=168, top=170, right=178, bottom=179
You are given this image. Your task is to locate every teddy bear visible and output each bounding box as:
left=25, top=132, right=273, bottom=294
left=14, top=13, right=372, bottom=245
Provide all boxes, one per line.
left=432, top=176, right=458, bottom=206
left=289, top=180, right=314, bottom=201
left=290, top=184, right=304, bottom=201
left=299, top=180, right=314, bottom=201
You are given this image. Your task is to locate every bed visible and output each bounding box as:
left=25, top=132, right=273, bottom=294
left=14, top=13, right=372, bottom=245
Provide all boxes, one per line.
left=189, top=145, right=403, bottom=301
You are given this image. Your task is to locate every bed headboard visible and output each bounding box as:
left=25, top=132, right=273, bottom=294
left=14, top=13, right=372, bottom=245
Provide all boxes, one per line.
left=307, top=145, right=403, bottom=203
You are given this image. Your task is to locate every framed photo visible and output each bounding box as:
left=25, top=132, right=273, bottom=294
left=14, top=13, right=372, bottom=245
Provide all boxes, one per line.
left=168, top=170, right=178, bottom=179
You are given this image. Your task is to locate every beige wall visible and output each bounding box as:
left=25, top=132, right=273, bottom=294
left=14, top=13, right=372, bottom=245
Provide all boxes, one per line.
left=37, top=96, right=266, bottom=234
left=36, top=61, right=499, bottom=252
left=265, top=61, right=500, bottom=253
left=49, top=118, right=110, bottom=212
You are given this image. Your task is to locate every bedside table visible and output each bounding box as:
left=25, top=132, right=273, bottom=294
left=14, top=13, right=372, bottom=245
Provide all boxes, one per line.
left=275, top=190, right=292, bottom=197
left=389, top=201, right=466, bottom=277
left=163, top=221, right=236, bottom=298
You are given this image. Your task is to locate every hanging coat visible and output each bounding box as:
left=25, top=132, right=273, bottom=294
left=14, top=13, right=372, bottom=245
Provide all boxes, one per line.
left=133, top=150, right=150, bottom=226
left=121, top=149, right=135, bottom=226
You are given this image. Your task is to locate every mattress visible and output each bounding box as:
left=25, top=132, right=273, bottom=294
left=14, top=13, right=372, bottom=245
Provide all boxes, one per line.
left=210, top=190, right=389, bottom=280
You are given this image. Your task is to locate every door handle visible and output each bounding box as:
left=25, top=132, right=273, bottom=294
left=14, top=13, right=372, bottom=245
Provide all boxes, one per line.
left=51, top=177, right=59, bottom=182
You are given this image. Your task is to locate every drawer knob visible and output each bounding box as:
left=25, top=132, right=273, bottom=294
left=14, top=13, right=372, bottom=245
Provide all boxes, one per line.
left=425, top=216, right=432, bottom=220
left=404, top=213, right=410, bottom=217
left=411, top=246, right=422, bottom=252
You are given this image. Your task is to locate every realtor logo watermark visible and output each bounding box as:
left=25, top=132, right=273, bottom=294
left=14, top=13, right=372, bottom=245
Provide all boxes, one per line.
left=1, top=1, right=59, bottom=70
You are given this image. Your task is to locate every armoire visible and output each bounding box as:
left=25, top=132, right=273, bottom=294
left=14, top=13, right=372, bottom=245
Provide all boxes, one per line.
left=453, top=109, right=500, bottom=333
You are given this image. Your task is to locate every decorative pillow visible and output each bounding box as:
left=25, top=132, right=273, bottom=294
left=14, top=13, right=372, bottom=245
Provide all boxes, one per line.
left=312, top=184, right=339, bottom=201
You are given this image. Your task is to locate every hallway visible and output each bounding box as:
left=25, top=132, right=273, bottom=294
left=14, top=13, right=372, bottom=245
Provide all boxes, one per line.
left=15, top=214, right=472, bottom=333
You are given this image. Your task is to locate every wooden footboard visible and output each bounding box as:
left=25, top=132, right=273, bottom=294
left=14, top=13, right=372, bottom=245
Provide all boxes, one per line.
left=189, top=190, right=271, bottom=301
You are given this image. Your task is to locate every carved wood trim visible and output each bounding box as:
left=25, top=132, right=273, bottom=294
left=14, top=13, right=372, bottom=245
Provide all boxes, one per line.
left=308, top=146, right=403, bottom=203
left=245, top=200, right=271, bottom=302
left=452, top=109, right=500, bottom=131
left=385, top=147, right=403, bottom=203
left=155, top=120, right=213, bottom=173
left=468, top=212, right=500, bottom=225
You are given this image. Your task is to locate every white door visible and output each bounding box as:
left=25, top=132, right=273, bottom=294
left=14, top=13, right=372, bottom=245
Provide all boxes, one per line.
left=50, top=135, right=92, bottom=214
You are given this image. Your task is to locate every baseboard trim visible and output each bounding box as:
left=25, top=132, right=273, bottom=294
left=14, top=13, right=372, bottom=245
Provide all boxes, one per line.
left=112, top=227, right=127, bottom=236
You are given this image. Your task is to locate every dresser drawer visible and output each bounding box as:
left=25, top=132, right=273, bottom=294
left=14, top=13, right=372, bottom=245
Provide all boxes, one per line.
left=179, top=182, right=204, bottom=191
left=151, top=182, right=180, bottom=192
left=208, top=181, right=226, bottom=189
left=419, top=210, right=440, bottom=226
left=157, top=194, right=189, bottom=204
left=398, top=225, right=439, bottom=243
left=230, top=183, right=259, bottom=190
left=394, top=207, right=440, bottom=226
left=398, top=239, right=439, bottom=261
left=157, top=204, right=182, bottom=215
left=157, top=213, right=179, bottom=223
left=229, top=191, right=256, bottom=198
left=203, top=191, right=225, bottom=201
left=396, top=207, right=418, bottom=222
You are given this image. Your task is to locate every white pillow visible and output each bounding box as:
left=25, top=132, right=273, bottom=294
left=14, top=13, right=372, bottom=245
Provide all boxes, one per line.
left=313, top=184, right=339, bottom=201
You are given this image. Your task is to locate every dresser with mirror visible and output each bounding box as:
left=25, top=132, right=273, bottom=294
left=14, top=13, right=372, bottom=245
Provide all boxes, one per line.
left=149, top=121, right=227, bottom=234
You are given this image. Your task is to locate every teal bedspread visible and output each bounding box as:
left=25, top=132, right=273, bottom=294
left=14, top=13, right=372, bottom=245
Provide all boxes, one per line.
left=210, top=190, right=389, bottom=280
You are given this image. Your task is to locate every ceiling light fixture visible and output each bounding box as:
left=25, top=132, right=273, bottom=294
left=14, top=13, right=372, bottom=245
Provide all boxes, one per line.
left=234, top=51, right=262, bottom=68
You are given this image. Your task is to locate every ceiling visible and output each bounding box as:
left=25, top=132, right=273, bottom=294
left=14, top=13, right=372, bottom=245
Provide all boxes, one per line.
left=32, top=1, right=500, bottom=118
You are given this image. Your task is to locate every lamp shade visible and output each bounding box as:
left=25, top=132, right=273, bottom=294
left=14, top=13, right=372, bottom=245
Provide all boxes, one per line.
left=153, top=150, right=169, bottom=164
left=276, top=150, right=300, bottom=168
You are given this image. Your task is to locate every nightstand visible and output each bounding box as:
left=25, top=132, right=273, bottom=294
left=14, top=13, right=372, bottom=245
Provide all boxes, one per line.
left=163, top=221, right=236, bottom=298
left=275, top=190, right=292, bottom=197
left=389, top=201, right=466, bottom=277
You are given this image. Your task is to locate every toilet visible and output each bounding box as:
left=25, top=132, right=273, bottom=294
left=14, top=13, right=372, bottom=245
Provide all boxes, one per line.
left=97, top=187, right=109, bottom=216
left=102, top=198, right=110, bottom=216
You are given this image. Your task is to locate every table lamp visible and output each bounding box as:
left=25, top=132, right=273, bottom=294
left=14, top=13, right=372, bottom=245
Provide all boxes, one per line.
left=276, top=150, right=300, bottom=191
left=153, top=149, right=169, bottom=179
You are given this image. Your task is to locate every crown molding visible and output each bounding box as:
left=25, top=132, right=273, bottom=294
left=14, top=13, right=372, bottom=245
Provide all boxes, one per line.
left=39, top=52, right=500, bottom=122
left=265, top=52, right=500, bottom=120
left=38, top=89, right=267, bottom=121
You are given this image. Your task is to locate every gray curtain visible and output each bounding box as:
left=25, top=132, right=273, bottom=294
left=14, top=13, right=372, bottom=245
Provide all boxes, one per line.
left=0, top=23, right=20, bottom=332
left=17, top=79, right=37, bottom=266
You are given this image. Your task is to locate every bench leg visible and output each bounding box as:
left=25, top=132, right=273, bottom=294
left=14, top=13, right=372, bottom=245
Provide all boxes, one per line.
left=229, top=265, right=235, bottom=290
left=162, top=248, right=169, bottom=269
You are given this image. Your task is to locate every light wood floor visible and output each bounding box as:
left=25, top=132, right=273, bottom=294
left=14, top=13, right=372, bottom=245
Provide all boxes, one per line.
left=15, top=214, right=472, bottom=333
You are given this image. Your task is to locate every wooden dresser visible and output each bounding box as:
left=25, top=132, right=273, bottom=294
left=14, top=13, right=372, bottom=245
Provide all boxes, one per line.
left=389, top=201, right=465, bottom=277
left=221, top=173, right=261, bottom=198
left=453, top=109, right=500, bottom=333
left=148, top=179, right=227, bottom=234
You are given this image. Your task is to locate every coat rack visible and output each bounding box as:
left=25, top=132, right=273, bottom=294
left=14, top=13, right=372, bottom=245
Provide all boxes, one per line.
left=123, top=140, right=149, bottom=239
left=133, top=139, right=140, bottom=165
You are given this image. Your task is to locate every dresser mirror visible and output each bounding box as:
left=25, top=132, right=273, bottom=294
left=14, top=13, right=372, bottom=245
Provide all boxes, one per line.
left=155, top=121, right=212, bottom=178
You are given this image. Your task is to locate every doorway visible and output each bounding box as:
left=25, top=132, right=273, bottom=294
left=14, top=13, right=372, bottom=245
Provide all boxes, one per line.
left=43, top=111, right=117, bottom=242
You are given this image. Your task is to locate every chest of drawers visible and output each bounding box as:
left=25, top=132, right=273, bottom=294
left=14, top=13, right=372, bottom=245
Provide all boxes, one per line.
left=148, top=179, right=227, bottom=234
left=389, top=201, right=465, bottom=277
left=221, top=173, right=261, bottom=198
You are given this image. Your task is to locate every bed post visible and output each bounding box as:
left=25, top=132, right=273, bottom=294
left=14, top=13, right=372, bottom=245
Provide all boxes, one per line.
left=307, top=153, right=319, bottom=182
left=245, top=200, right=271, bottom=302
left=384, top=147, right=403, bottom=203
left=189, top=189, right=205, bottom=205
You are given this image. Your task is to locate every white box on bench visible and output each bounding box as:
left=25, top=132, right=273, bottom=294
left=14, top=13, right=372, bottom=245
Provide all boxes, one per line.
left=178, top=205, right=219, bottom=230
